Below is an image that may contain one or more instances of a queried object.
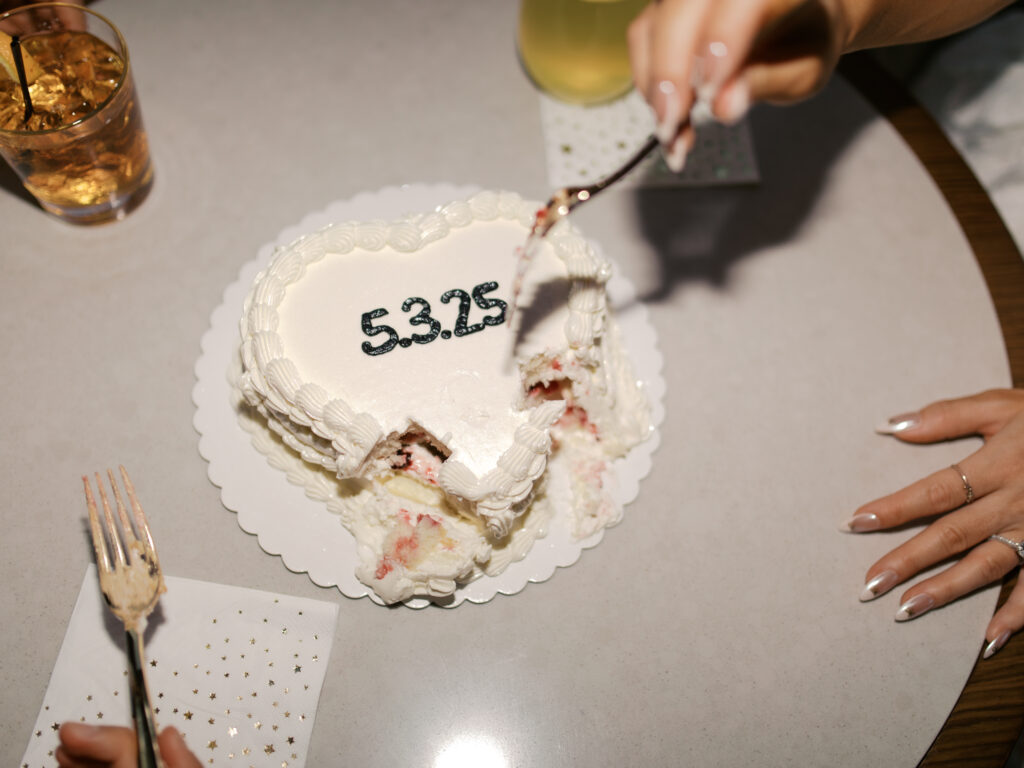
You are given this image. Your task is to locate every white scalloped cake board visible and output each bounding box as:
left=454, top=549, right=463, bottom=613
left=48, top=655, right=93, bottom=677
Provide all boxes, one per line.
left=193, top=184, right=666, bottom=607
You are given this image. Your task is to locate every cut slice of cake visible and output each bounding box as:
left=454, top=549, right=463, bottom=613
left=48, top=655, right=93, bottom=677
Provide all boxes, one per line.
left=237, top=190, right=650, bottom=603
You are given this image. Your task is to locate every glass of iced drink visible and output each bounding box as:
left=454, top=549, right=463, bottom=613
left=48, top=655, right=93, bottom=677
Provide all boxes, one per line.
left=0, top=3, right=152, bottom=224
left=517, top=0, right=647, bottom=105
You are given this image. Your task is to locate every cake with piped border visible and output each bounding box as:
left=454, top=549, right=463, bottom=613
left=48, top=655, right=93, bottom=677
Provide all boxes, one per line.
left=237, top=190, right=650, bottom=603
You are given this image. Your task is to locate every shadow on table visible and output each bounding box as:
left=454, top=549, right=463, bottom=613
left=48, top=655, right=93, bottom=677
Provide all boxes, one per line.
left=628, top=73, right=876, bottom=302
left=0, top=159, right=40, bottom=211
left=632, top=4, right=1024, bottom=303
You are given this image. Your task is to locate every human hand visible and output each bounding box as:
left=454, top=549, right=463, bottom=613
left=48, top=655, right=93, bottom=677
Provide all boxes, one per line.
left=848, top=389, right=1024, bottom=659
left=627, top=0, right=849, bottom=169
left=56, top=722, right=202, bottom=768
left=0, top=0, right=87, bottom=36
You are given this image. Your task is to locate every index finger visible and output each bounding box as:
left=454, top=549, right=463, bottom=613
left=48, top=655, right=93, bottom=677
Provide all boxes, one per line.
left=57, top=723, right=136, bottom=764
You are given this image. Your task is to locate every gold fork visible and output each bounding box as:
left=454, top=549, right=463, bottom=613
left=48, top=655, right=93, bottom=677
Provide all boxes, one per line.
left=532, top=133, right=660, bottom=240
left=508, top=134, right=660, bottom=322
left=84, top=466, right=167, bottom=768
left=508, top=92, right=721, bottom=319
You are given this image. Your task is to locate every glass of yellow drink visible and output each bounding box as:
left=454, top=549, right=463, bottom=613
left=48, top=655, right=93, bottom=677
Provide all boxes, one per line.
left=0, top=3, right=153, bottom=224
left=517, top=0, right=648, bottom=105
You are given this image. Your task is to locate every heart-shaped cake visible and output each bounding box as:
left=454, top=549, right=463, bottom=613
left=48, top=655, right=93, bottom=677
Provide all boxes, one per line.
left=238, top=190, right=650, bottom=602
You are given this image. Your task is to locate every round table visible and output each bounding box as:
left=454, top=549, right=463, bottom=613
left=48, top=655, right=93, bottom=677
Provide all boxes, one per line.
left=1, top=3, right=1021, bottom=766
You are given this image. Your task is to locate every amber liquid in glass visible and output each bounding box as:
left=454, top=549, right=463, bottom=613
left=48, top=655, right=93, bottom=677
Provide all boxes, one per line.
left=0, top=30, right=152, bottom=223
left=517, top=0, right=647, bottom=105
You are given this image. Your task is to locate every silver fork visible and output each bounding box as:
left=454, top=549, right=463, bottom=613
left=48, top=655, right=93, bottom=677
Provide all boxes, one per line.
left=84, top=466, right=167, bottom=768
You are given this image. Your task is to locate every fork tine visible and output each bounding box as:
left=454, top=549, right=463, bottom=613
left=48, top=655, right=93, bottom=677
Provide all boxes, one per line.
left=119, top=465, right=162, bottom=570
left=108, top=467, right=140, bottom=551
left=95, top=471, right=128, bottom=568
left=83, top=475, right=112, bottom=573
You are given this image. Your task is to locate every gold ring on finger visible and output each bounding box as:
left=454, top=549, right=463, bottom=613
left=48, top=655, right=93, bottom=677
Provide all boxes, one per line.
left=989, top=535, right=1024, bottom=564
left=950, top=463, right=974, bottom=505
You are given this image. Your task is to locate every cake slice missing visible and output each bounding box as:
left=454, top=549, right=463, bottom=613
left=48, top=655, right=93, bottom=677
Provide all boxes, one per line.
left=236, top=190, right=650, bottom=603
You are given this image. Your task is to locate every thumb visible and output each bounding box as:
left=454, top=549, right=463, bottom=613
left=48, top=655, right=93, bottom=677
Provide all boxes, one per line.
left=57, top=723, right=136, bottom=765
left=159, top=727, right=203, bottom=768
left=743, top=54, right=831, bottom=105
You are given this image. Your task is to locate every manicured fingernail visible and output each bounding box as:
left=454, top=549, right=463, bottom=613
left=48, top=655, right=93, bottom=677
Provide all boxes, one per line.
left=695, top=41, right=729, bottom=91
left=690, top=87, right=714, bottom=126
left=860, top=569, right=898, bottom=601
left=983, top=630, right=1011, bottom=659
left=665, top=139, right=686, bottom=172
left=654, top=80, right=682, bottom=146
left=876, top=412, right=920, bottom=434
left=844, top=513, right=880, bottom=532
left=716, top=78, right=750, bottom=124
left=895, top=593, right=935, bottom=621
left=664, top=131, right=689, bottom=173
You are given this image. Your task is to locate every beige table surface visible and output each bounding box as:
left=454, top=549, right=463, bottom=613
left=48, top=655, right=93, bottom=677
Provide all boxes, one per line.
left=0, top=2, right=1013, bottom=766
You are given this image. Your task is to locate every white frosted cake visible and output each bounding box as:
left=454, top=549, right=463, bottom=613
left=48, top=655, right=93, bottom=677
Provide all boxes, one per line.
left=237, top=190, right=650, bottom=603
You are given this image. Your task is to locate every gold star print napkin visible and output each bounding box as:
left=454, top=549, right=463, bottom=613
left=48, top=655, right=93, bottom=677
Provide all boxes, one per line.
left=21, top=566, right=339, bottom=768
left=538, top=89, right=760, bottom=188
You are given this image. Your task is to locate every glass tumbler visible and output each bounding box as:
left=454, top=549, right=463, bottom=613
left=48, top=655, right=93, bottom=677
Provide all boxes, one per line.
left=517, top=0, right=647, bottom=106
left=0, top=2, right=153, bottom=224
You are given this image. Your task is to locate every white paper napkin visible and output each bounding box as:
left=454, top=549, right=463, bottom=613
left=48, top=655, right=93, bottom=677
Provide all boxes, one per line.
left=21, top=567, right=339, bottom=768
left=538, top=88, right=760, bottom=188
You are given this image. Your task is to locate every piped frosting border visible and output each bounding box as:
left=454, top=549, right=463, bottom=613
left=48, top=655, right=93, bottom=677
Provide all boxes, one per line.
left=238, top=190, right=610, bottom=537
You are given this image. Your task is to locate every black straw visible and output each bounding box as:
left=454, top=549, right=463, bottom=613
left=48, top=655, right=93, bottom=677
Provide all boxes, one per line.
left=9, top=35, right=34, bottom=124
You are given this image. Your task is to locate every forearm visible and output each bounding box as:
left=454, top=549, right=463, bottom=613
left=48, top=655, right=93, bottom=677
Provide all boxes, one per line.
left=842, top=0, right=1017, bottom=52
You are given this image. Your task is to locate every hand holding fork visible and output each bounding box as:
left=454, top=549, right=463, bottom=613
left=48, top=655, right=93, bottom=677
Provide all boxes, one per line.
left=84, top=466, right=167, bottom=768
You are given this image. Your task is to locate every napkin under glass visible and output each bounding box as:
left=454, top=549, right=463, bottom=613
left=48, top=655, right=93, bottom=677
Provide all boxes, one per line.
left=21, top=566, right=339, bottom=768
left=539, top=88, right=760, bottom=188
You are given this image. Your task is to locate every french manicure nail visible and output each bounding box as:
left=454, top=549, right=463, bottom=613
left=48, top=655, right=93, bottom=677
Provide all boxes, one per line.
left=860, top=570, right=898, bottom=602
left=716, top=78, right=750, bottom=124
left=695, top=42, right=729, bottom=91
left=654, top=80, right=681, bottom=146
left=664, top=132, right=688, bottom=173
left=844, top=513, right=880, bottom=532
left=983, top=630, right=1011, bottom=659
left=895, top=593, right=935, bottom=622
left=876, top=411, right=920, bottom=435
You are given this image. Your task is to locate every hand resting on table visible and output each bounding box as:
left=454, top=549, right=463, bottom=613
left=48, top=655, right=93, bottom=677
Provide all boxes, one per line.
left=626, top=0, right=1022, bottom=656
left=849, top=390, right=1024, bottom=658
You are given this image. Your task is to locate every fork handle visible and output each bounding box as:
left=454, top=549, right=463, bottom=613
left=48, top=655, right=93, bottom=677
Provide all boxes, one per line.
left=125, top=628, right=165, bottom=768
left=593, top=134, right=659, bottom=193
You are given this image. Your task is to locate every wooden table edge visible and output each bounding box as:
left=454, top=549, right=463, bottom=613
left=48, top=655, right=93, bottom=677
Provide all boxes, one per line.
left=838, top=50, right=1024, bottom=768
